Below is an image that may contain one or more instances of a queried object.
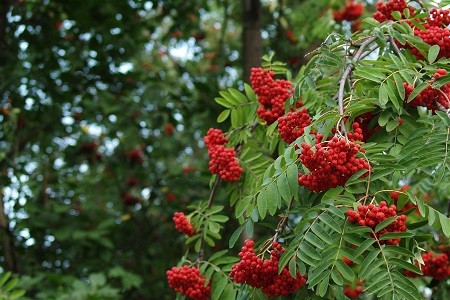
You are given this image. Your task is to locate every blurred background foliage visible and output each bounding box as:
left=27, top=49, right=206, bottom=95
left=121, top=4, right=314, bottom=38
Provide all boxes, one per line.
left=0, top=0, right=424, bottom=299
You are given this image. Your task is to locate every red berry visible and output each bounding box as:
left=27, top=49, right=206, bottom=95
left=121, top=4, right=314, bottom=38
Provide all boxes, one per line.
left=347, top=202, right=407, bottom=245
left=230, top=239, right=307, bottom=296
left=204, top=128, right=243, bottom=182
left=298, top=132, right=370, bottom=192
left=173, top=212, right=197, bottom=237
left=333, top=0, right=364, bottom=22
left=167, top=266, right=210, bottom=300
left=250, top=68, right=293, bottom=124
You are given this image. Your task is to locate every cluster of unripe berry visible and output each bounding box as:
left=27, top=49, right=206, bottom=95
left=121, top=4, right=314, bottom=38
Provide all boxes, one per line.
left=166, top=265, right=210, bottom=300
left=204, top=128, right=243, bottom=182
left=333, top=0, right=364, bottom=22
left=298, top=126, right=370, bottom=192
left=230, top=240, right=307, bottom=297
left=404, top=69, right=450, bottom=111
left=344, top=279, right=365, bottom=299
left=346, top=201, right=407, bottom=245
left=405, top=251, right=450, bottom=280
left=250, top=67, right=293, bottom=124
left=277, top=105, right=311, bottom=143
left=173, top=212, right=197, bottom=237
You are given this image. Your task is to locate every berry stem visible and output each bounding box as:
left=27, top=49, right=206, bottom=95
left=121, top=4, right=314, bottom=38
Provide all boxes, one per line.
left=197, top=121, right=259, bottom=263
left=197, top=176, right=221, bottom=263
left=273, top=197, right=294, bottom=242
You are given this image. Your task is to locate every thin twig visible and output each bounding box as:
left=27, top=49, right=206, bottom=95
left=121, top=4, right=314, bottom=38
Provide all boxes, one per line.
left=389, top=35, right=402, bottom=56
left=273, top=197, right=295, bottom=242
left=197, top=121, right=259, bottom=262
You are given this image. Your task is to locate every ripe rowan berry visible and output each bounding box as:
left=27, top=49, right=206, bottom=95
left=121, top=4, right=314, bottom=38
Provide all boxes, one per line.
left=277, top=107, right=311, bottom=143
left=173, top=212, right=197, bottom=237
left=333, top=0, right=364, bottom=22
left=405, top=251, right=450, bottom=280
left=373, top=0, right=414, bottom=23
left=298, top=132, right=370, bottom=192
left=403, top=70, right=450, bottom=111
left=250, top=68, right=293, bottom=124
left=230, top=240, right=307, bottom=296
left=346, top=201, right=407, bottom=245
left=166, top=265, right=210, bottom=300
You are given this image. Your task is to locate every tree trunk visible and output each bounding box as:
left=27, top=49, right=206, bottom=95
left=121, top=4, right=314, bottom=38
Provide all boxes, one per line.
left=0, top=0, right=9, bottom=69
left=243, top=0, right=262, bottom=82
left=0, top=188, right=17, bottom=272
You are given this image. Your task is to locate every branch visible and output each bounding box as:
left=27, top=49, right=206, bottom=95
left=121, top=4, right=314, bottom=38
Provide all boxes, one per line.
left=389, top=35, right=401, bottom=56
left=272, top=197, right=294, bottom=242
left=337, top=36, right=378, bottom=132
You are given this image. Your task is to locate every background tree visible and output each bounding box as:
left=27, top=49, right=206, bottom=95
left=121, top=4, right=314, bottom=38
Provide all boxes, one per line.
left=1, top=0, right=448, bottom=299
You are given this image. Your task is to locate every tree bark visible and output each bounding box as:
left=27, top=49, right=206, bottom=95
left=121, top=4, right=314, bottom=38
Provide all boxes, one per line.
left=243, top=0, right=262, bottom=83
left=0, top=188, right=17, bottom=272
left=0, top=0, right=9, bottom=69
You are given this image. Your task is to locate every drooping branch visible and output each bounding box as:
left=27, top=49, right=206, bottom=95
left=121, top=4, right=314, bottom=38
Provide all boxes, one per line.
left=197, top=122, right=258, bottom=262
left=337, top=36, right=378, bottom=132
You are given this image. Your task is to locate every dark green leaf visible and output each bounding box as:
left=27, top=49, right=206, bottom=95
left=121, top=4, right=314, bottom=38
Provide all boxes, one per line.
left=229, top=225, right=245, bottom=248
left=375, top=216, right=398, bottom=233
left=211, top=273, right=228, bottom=300
left=335, top=259, right=355, bottom=282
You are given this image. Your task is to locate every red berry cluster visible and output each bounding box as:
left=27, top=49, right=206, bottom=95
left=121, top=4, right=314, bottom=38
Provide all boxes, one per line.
left=407, top=8, right=450, bottom=60
left=285, top=30, right=298, bottom=45
left=121, top=191, right=141, bottom=206
left=439, top=245, right=450, bottom=258
left=373, top=0, right=414, bottom=23
left=203, top=128, right=228, bottom=147
left=375, top=2, right=450, bottom=60
left=126, top=177, right=139, bottom=187
left=298, top=133, right=370, bottom=192
left=404, top=69, right=450, bottom=111
left=173, top=212, right=197, bottom=237
left=250, top=68, right=293, bottom=124
left=166, top=192, right=176, bottom=202
left=353, top=112, right=381, bottom=142
left=277, top=108, right=311, bottom=143
left=346, top=201, right=407, bottom=245
left=389, top=185, right=419, bottom=213
left=333, top=0, right=364, bottom=22
left=166, top=265, right=210, bottom=300
left=346, top=122, right=365, bottom=142
left=405, top=251, right=450, bottom=280
left=204, top=128, right=243, bottom=182
left=124, top=148, right=144, bottom=164
left=344, top=280, right=365, bottom=299
left=342, top=257, right=354, bottom=266
left=230, top=240, right=307, bottom=297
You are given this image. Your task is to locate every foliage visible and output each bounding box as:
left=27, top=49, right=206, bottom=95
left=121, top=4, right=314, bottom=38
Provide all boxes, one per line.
left=168, top=1, right=450, bottom=300
left=1, top=0, right=449, bottom=299
left=0, top=272, right=25, bottom=300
